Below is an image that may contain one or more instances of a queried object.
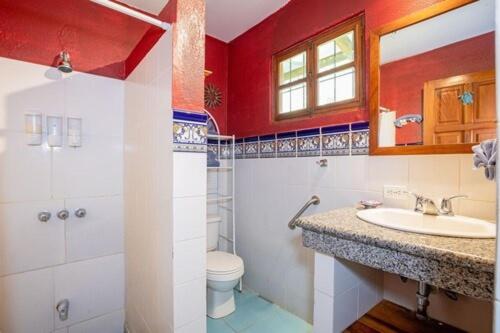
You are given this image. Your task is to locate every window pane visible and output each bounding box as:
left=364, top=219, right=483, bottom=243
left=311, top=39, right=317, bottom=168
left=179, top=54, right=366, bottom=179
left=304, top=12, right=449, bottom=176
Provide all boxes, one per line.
left=317, top=67, right=355, bottom=106
left=279, top=82, right=307, bottom=114
left=317, top=31, right=354, bottom=73
left=279, top=52, right=306, bottom=85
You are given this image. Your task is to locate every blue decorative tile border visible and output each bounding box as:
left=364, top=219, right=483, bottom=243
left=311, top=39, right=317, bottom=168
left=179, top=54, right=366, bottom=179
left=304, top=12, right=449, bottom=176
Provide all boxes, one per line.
left=277, top=132, right=297, bottom=158
left=173, top=110, right=208, bottom=153
left=172, top=110, right=369, bottom=157
left=235, top=139, right=244, bottom=159
left=322, top=124, right=350, bottom=156
left=350, top=121, right=369, bottom=155
left=259, top=134, right=277, bottom=158
left=297, top=128, right=321, bottom=157
left=236, top=121, right=369, bottom=159
left=244, top=137, right=259, bottom=159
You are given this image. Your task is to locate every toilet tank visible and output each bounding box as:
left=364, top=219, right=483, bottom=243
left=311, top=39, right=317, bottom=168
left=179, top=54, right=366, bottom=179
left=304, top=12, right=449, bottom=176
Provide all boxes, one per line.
left=207, top=215, right=222, bottom=251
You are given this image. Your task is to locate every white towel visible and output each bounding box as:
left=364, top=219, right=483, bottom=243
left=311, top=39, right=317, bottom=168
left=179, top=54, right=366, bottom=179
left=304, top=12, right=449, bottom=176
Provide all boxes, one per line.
left=472, top=139, right=497, bottom=180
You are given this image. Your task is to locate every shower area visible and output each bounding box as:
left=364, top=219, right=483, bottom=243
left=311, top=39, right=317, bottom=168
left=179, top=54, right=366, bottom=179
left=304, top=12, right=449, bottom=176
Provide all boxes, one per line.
left=0, top=0, right=181, bottom=331
left=0, top=56, right=126, bottom=331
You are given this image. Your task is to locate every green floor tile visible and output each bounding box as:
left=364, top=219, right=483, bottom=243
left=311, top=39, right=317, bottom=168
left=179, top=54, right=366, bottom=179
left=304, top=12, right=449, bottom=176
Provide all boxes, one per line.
left=207, top=290, right=312, bottom=333
left=234, top=289, right=258, bottom=306
left=242, top=307, right=313, bottom=333
left=207, top=317, right=235, bottom=333
left=223, top=295, right=278, bottom=332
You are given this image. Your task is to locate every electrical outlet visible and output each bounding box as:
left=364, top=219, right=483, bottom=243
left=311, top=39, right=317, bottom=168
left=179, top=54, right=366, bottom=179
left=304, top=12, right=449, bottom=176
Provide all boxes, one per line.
left=383, top=185, right=408, bottom=200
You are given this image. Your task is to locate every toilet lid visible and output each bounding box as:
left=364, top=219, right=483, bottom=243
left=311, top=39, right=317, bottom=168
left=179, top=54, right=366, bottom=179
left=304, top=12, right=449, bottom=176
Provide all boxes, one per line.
left=207, top=251, right=244, bottom=275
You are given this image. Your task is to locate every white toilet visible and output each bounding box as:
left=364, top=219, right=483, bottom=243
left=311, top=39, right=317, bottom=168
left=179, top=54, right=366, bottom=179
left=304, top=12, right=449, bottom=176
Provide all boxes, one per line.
left=206, top=216, right=244, bottom=319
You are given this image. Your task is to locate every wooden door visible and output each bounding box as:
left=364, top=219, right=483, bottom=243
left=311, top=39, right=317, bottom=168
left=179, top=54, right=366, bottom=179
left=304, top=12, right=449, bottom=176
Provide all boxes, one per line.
left=423, top=70, right=496, bottom=145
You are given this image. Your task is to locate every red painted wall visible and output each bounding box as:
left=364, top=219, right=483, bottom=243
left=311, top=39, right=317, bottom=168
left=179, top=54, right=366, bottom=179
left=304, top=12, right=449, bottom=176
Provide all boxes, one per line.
left=128, top=0, right=206, bottom=112
left=1, top=0, right=206, bottom=112
left=380, top=32, right=495, bottom=145
left=125, top=0, right=177, bottom=77
left=226, top=0, right=446, bottom=137
left=0, top=0, right=154, bottom=79
left=205, top=35, right=229, bottom=134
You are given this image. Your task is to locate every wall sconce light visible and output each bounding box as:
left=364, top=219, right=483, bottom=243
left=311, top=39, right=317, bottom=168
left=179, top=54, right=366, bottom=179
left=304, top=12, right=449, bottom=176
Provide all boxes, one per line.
left=25, top=113, right=43, bottom=146
left=47, top=116, right=63, bottom=147
left=67, top=117, right=82, bottom=147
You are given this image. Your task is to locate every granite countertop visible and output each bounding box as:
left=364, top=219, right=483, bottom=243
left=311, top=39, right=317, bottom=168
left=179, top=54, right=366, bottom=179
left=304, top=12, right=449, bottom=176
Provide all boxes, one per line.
left=296, top=207, right=496, bottom=299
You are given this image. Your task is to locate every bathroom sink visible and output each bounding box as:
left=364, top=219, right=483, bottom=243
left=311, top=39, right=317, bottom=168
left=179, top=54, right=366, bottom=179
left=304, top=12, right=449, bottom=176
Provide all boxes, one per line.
left=356, top=208, right=496, bottom=238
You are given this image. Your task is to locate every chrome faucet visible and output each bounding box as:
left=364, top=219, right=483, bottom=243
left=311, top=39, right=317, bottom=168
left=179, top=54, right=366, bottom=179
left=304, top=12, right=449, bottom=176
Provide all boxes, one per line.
left=440, top=195, right=468, bottom=216
left=408, top=192, right=467, bottom=216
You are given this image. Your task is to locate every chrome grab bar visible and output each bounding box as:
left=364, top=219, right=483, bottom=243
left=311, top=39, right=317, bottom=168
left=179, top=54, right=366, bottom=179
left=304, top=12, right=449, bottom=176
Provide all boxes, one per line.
left=288, top=195, right=320, bottom=230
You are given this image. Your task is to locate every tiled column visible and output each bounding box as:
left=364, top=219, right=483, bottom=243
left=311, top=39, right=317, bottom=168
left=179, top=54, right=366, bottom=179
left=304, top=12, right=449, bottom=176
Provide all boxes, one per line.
left=313, top=252, right=383, bottom=333
left=172, top=110, right=208, bottom=333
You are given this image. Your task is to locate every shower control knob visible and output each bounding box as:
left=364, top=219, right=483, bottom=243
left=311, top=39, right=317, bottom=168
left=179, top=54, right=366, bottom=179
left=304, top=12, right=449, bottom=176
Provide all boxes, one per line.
left=57, top=209, right=69, bottom=221
left=38, top=211, right=51, bottom=223
left=56, top=299, right=70, bottom=321
left=75, top=208, right=86, bottom=218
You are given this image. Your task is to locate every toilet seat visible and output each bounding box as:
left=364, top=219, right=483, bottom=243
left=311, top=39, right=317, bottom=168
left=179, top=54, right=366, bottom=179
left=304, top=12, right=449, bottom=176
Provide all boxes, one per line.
left=207, top=251, right=244, bottom=282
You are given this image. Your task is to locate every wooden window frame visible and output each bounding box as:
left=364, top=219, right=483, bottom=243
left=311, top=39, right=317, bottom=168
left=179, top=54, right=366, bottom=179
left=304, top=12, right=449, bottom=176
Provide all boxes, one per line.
left=273, top=15, right=365, bottom=121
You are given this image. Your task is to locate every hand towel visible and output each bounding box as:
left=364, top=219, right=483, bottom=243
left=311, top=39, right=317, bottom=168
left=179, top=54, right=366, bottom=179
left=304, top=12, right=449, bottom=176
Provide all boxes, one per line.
left=472, top=139, right=497, bottom=180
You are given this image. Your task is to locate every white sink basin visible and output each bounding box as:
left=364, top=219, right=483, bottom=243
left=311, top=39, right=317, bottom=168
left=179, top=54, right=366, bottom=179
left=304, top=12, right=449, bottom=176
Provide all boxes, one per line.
left=356, top=208, right=496, bottom=239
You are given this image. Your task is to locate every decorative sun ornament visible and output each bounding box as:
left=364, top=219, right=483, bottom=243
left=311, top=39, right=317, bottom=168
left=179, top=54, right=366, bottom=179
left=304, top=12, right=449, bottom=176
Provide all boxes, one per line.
left=204, top=83, right=222, bottom=108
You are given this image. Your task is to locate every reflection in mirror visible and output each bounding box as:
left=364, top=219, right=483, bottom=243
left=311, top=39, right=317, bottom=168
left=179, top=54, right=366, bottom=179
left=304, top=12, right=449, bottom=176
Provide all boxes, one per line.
left=378, top=0, right=495, bottom=148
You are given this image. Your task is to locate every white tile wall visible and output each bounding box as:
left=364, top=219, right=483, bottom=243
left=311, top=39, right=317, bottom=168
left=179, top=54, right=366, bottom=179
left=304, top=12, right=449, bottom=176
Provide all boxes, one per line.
left=173, top=277, right=206, bottom=329
left=124, top=32, right=175, bottom=333
left=313, top=253, right=383, bottom=333
left=0, top=57, right=125, bottom=332
left=236, top=154, right=496, bottom=328
left=173, top=197, right=206, bottom=242
left=173, top=153, right=207, bottom=197
left=0, top=200, right=65, bottom=276
left=54, top=254, right=124, bottom=328
left=313, top=290, right=334, bottom=333
left=172, top=151, right=207, bottom=331
left=67, top=310, right=125, bottom=333
left=174, top=317, right=206, bottom=333
left=173, top=237, right=207, bottom=285
left=52, top=135, right=123, bottom=199
left=0, top=268, right=54, bottom=333
left=65, top=196, right=124, bottom=262
left=0, top=132, right=52, bottom=203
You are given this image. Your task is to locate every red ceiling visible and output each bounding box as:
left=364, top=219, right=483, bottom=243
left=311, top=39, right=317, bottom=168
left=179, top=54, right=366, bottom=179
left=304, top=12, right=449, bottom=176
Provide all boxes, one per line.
left=0, top=0, right=168, bottom=79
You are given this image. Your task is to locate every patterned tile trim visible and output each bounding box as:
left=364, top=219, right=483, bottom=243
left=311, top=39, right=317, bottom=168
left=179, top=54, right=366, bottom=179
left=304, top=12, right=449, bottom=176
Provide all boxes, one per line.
left=297, top=129, right=320, bottom=157
left=235, top=139, right=244, bottom=159
left=173, top=110, right=208, bottom=153
left=350, top=122, right=369, bottom=155
left=220, top=140, right=232, bottom=160
left=235, top=121, right=370, bottom=159
left=244, top=137, right=259, bottom=159
left=277, top=131, right=297, bottom=158
left=322, top=125, right=350, bottom=156
left=259, top=134, right=277, bottom=158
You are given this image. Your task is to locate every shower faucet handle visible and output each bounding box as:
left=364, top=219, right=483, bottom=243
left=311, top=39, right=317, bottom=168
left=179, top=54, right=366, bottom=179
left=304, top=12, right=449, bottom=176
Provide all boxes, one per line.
left=75, top=208, right=86, bottom=218
left=38, top=211, right=51, bottom=223
left=56, top=299, right=70, bottom=321
left=57, top=209, right=69, bottom=220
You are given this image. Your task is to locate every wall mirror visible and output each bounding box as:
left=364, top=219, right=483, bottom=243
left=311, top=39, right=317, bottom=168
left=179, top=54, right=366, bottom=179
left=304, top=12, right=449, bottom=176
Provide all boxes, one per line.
left=369, top=0, right=495, bottom=155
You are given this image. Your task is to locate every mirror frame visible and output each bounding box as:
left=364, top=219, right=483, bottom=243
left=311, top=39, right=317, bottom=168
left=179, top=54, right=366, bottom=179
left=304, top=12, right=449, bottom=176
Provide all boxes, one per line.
left=369, top=0, right=481, bottom=155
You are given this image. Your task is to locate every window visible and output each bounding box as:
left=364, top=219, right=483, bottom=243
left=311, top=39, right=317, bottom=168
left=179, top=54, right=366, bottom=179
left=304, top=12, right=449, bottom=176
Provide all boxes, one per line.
left=273, top=16, right=364, bottom=120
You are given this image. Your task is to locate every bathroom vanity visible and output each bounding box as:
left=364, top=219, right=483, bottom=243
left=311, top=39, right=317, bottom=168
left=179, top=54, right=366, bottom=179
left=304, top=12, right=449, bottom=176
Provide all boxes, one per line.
left=295, top=207, right=495, bottom=333
left=296, top=208, right=495, bottom=300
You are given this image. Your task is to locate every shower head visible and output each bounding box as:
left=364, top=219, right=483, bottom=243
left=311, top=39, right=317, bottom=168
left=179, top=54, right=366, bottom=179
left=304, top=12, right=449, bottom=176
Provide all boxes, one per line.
left=57, top=51, right=73, bottom=73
